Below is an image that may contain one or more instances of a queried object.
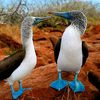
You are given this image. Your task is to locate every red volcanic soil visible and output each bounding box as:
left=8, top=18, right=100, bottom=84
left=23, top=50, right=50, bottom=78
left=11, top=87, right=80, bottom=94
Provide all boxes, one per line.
left=0, top=24, right=100, bottom=100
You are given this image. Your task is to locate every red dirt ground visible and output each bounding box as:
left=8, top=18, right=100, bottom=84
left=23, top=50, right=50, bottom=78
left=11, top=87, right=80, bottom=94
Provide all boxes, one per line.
left=0, top=24, right=100, bottom=100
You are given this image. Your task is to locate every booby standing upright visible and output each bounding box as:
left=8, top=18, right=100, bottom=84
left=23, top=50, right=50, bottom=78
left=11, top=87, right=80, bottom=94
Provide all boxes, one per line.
left=49, top=10, right=88, bottom=92
left=0, top=16, right=50, bottom=99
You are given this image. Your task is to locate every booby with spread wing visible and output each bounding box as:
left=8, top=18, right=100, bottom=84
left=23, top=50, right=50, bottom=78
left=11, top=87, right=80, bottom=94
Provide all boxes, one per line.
left=0, top=16, right=50, bottom=99
left=49, top=10, right=88, bottom=92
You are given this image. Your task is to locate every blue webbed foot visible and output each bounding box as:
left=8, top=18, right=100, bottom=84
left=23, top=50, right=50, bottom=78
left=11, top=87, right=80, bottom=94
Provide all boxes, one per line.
left=69, top=80, right=85, bottom=92
left=12, top=87, right=31, bottom=99
left=50, top=71, right=68, bottom=91
left=69, top=72, right=85, bottom=93
left=50, top=79, right=68, bottom=91
left=11, top=87, right=23, bottom=100
left=10, top=80, right=32, bottom=100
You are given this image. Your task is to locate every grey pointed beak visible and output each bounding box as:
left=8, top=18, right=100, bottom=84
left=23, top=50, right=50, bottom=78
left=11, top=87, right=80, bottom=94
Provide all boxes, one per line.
left=32, top=16, right=52, bottom=25
left=48, top=11, right=66, bottom=17
left=37, top=16, right=52, bottom=21
left=48, top=11, right=72, bottom=19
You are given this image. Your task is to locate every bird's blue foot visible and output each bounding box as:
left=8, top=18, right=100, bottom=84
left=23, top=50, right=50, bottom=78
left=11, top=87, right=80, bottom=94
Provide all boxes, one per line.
left=69, top=80, right=85, bottom=92
left=11, top=87, right=31, bottom=99
left=10, top=80, right=32, bottom=99
left=69, top=73, right=85, bottom=92
left=50, top=71, right=68, bottom=91
left=50, top=79, right=68, bottom=91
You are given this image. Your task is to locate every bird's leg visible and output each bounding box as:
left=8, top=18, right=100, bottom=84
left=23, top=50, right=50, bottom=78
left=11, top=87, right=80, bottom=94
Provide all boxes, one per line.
left=74, top=73, right=78, bottom=80
left=10, top=84, right=23, bottom=100
left=19, top=80, right=32, bottom=91
left=50, top=70, right=68, bottom=91
left=10, top=80, right=31, bottom=100
left=69, top=72, right=85, bottom=92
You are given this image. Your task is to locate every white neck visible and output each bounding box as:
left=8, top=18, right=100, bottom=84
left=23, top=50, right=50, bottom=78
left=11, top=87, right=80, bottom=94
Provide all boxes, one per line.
left=63, top=25, right=81, bottom=38
left=21, top=27, right=35, bottom=56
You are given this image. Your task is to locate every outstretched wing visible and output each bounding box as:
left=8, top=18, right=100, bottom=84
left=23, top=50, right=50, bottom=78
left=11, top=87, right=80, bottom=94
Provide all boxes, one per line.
left=0, top=49, right=25, bottom=80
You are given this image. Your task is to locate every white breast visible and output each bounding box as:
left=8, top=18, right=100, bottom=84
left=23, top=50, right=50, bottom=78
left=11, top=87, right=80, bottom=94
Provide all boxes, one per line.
left=7, top=38, right=37, bottom=85
left=57, top=25, right=82, bottom=72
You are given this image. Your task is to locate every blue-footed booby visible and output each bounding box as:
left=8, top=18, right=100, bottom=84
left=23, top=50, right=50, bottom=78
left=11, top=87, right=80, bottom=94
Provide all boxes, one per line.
left=0, top=16, right=50, bottom=99
left=49, top=10, right=88, bottom=92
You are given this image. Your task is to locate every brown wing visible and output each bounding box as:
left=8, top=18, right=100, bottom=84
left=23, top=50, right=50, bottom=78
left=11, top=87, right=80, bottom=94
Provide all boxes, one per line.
left=54, top=38, right=61, bottom=63
left=82, top=41, right=89, bottom=66
left=0, top=49, right=25, bottom=80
